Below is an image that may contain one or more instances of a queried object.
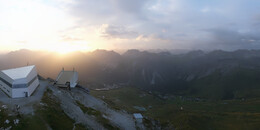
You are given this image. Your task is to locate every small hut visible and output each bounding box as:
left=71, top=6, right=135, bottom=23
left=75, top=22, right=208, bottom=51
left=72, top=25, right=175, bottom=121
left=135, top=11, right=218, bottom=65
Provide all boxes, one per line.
left=55, top=68, right=78, bottom=89
left=133, top=113, right=143, bottom=123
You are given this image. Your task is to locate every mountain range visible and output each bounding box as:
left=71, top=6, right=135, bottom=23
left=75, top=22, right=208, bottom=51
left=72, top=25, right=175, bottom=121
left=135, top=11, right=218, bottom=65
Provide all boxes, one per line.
left=1, top=49, right=260, bottom=100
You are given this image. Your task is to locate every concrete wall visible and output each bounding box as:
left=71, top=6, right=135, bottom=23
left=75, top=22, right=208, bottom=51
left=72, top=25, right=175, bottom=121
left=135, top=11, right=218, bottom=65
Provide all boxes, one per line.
left=0, top=80, right=12, bottom=97
left=27, top=66, right=40, bottom=96
left=136, top=118, right=143, bottom=123
left=0, top=71, right=13, bottom=97
left=70, top=72, right=78, bottom=88
left=26, top=66, right=38, bottom=83
left=12, top=88, right=28, bottom=98
left=11, top=77, right=39, bottom=98
left=27, top=78, right=39, bottom=96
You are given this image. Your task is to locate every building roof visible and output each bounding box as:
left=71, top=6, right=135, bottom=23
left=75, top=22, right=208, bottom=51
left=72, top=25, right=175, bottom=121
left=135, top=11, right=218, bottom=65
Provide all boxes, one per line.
left=133, top=113, right=143, bottom=119
left=56, top=71, right=77, bottom=85
left=1, top=65, right=35, bottom=80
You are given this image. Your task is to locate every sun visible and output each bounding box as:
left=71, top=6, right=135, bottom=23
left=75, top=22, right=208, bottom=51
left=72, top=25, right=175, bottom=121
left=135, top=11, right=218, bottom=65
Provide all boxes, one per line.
left=56, top=47, right=76, bottom=54
left=53, top=42, right=92, bottom=54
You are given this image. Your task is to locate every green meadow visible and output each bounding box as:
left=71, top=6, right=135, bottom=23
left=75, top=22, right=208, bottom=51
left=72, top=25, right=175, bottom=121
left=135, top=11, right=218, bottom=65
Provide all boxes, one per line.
left=91, top=87, right=260, bottom=130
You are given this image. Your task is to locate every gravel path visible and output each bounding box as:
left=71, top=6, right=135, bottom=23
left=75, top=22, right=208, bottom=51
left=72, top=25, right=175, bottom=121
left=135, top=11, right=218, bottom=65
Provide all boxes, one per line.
left=70, top=88, right=136, bottom=130
left=49, top=85, right=105, bottom=129
left=49, top=84, right=136, bottom=130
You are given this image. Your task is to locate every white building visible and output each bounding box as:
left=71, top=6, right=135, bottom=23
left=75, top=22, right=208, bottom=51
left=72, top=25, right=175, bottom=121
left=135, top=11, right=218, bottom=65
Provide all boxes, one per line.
left=0, top=65, right=40, bottom=98
left=133, top=113, right=143, bottom=123
left=55, top=68, right=78, bottom=88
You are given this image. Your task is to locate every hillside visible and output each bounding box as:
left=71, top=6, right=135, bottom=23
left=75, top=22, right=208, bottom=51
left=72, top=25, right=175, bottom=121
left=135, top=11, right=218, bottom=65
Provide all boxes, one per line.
left=1, top=49, right=260, bottom=99
left=91, top=87, right=260, bottom=130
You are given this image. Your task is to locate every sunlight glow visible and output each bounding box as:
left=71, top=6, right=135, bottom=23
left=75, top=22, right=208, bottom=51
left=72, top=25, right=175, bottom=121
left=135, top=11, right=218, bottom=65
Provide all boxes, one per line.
left=0, top=0, right=97, bottom=53
left=49, top=42, right=93, bottom=54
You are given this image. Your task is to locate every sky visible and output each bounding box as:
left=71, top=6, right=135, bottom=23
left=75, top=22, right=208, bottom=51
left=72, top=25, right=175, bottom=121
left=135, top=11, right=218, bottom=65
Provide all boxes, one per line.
left=0, top=0, right=260, bottom=53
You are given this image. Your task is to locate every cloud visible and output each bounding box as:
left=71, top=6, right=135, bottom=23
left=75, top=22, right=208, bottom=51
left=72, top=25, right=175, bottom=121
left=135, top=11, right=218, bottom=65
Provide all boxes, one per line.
left=203, top=28, right=260, bottom=50
left=2, top=0, right=260, bottom=52
left=99, top=24, right=138, bottom=39
left=111, top=0, right=150, bottom=14
left=25, top=0, right=260, bottom=50
left=61, top=35, right=83, bottom=42
left=252, top=14, right=260, bottom=30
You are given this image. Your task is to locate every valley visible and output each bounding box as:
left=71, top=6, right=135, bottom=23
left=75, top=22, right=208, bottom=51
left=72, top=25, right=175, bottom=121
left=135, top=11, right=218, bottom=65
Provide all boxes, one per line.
left=91, top=87, right=260, bottom=130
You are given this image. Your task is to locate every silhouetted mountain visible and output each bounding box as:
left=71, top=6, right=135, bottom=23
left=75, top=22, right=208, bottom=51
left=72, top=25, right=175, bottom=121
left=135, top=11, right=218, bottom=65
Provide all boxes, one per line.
left=90, top=49, right=122, bottom=68
left=2, top=49, right=260, bottom=99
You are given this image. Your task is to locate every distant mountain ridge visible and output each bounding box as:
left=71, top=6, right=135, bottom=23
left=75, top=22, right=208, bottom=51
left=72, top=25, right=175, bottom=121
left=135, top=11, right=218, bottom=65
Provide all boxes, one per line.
left=2, top=49, right=260, bottom=99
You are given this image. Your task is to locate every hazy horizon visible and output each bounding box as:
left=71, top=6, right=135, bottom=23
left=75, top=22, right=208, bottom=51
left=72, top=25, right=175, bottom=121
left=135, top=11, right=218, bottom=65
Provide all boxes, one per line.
left=2, top=48, right=260, bottom=55
left=0, top=0, right=260, bottom=53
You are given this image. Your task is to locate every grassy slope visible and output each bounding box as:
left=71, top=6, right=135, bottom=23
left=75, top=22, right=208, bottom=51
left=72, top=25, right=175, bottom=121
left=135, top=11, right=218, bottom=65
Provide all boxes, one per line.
left=34, top=89, right=76, bottom=130
left=91, top=87, right=260, bottom=130
left=76, top=101, right=119, bottom=130
left=187, top=68, right=260, bottom=100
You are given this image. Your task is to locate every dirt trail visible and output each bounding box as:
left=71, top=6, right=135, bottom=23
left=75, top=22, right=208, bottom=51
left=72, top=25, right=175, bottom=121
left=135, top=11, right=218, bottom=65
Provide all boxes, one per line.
left=70, top=88, right=136, bottom=130
left=49, top=85, right=104, bottom=129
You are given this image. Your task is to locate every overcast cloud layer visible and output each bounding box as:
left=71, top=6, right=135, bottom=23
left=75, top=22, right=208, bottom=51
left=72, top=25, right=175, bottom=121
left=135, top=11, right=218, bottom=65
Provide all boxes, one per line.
left=0, top=0, right=260, bottom=52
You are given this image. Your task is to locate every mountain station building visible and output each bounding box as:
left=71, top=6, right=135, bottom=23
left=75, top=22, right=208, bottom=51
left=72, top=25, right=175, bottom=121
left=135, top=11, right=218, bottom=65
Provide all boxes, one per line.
left=0, top=65, right=40, bottom=98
